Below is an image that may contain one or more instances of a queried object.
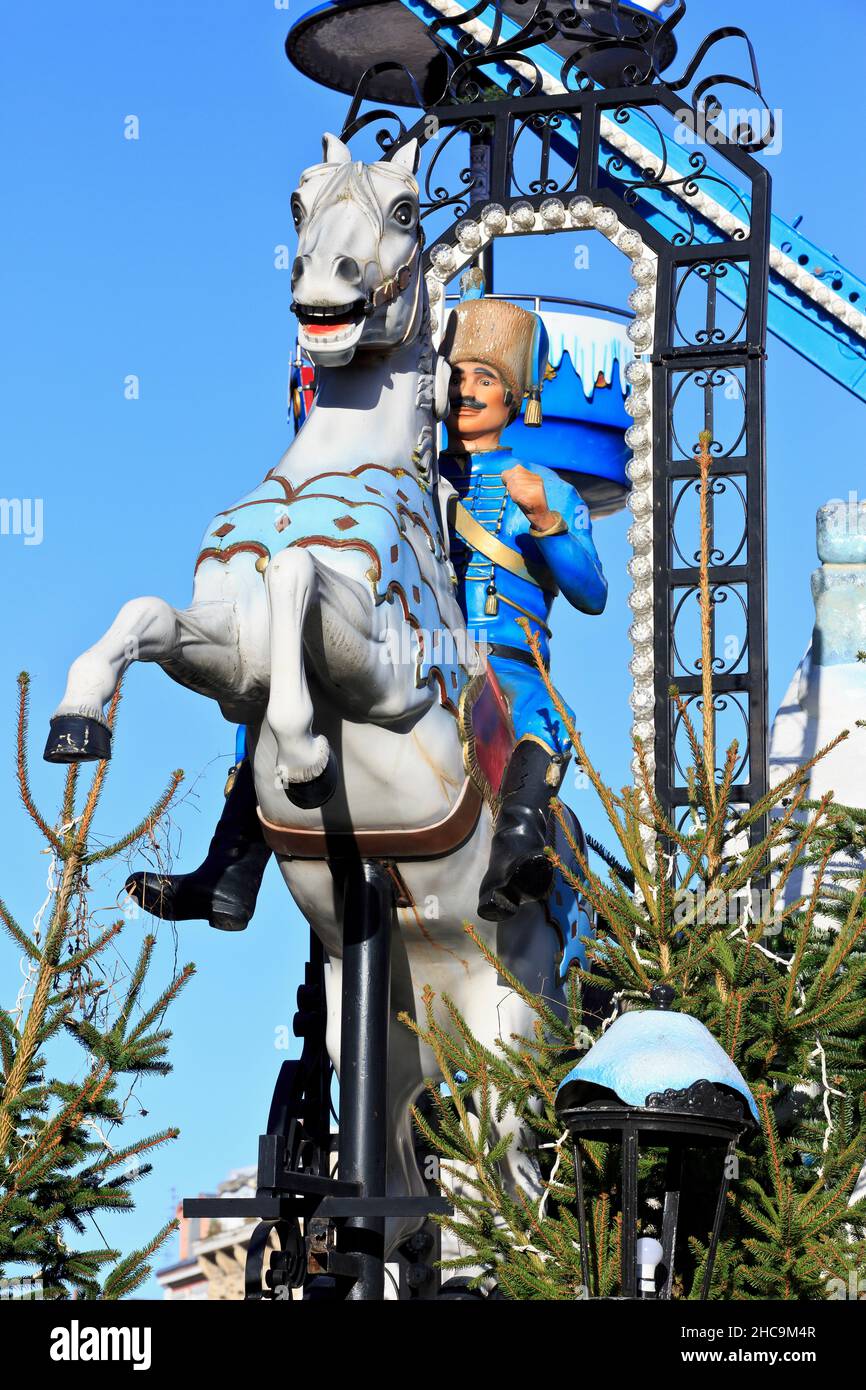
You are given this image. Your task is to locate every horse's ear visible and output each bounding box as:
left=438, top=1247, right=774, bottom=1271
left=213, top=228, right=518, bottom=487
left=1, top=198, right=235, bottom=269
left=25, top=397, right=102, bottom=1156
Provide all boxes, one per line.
left=390, top=139, right=420, bottom=175
left=322, top=132, right=352, bottom=165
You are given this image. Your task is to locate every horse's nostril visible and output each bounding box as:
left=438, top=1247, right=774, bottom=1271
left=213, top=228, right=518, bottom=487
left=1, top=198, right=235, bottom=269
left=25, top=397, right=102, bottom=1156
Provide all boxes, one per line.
left=334, top=255, right=362, bottom=286
left=291, top=256, right=306, bottom=288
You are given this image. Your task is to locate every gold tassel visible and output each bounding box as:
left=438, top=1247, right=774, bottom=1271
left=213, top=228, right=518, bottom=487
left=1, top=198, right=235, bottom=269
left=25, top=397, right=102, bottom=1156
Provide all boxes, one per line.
left=224, top=762, right=241, bottom=798
left=524, top=390, right=542, bottom=427
left=545, top=756, right=564, bottom=789
left=484, top=581, right=499, bottom=616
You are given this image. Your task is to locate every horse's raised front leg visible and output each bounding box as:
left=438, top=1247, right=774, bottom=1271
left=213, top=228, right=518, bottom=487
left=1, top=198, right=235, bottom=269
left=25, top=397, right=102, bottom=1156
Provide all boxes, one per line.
left=265, top=545, right=434, bottom=805
left=265, top=547, right=396, bottom=807
left=45, top=596, right=239, bottom=762
left=264, top=548, right=337, bottom=807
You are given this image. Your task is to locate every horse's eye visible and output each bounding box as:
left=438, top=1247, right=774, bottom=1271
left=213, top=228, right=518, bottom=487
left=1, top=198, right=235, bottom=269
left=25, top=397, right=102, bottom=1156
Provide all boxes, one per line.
left=291, top=197, right=305, bottom=231
left=392, top=201, right=415, bottom=228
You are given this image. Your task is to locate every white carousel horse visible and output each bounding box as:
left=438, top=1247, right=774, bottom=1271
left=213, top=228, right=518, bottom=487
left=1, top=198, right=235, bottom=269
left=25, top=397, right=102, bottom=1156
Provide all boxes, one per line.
left=45, top=133, right=583, bottom=1263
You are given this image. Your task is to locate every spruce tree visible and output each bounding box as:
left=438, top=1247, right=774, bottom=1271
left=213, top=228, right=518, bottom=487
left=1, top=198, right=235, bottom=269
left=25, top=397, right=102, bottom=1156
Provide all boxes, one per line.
left=0, top=675, right=194, bottom=1299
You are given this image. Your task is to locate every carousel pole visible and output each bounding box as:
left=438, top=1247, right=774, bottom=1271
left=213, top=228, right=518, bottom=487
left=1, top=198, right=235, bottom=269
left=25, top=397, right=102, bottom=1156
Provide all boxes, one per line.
left=336, top=857, right=394, bottom=1300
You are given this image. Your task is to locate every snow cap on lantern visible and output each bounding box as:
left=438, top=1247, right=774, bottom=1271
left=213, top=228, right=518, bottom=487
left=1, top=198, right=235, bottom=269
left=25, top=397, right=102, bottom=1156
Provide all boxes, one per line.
left=557, top=1000, right=759, bottom=1125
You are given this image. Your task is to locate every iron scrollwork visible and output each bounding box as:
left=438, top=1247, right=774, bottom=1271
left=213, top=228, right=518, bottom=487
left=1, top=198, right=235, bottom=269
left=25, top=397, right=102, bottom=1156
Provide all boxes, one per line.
left=645, top=1078, right=750, bottom=1125
left=331, top=0, right=772, bottom=826
left=338, top=0, right=778, bottom=226
left=672, top=690, right=751, bottom=786
left=670, top=368, right=748, bottom=463
left=671, top=477, right=748, bottom=571
left=674, top=260, right=749, bottom=349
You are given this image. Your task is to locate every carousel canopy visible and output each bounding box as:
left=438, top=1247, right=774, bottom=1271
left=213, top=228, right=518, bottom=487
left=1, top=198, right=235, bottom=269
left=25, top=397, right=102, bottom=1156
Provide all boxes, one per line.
left=285, top=0, right=678, bottom=108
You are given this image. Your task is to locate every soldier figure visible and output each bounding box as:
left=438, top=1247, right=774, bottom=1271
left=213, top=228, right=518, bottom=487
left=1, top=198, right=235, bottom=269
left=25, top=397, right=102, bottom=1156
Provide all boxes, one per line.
left=439, top=296, right=607, bottom=920
left=125, top=297, right=607, bottom=928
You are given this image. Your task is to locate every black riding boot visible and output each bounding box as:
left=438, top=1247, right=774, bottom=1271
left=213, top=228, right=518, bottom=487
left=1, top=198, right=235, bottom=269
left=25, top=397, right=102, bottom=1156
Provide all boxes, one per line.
left=125, top=759, right=271, bottom=931
left=477, top=738, right=563, bottom=923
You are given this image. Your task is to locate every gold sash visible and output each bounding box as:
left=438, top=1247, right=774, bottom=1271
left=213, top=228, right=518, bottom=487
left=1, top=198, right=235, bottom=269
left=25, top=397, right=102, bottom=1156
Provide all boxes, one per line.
left=453, top=501, right=558, bottom=595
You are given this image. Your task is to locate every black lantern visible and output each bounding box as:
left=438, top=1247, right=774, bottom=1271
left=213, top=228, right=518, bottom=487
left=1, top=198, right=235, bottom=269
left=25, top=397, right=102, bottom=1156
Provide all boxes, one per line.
left=555, top=989, right=758, bottom=1300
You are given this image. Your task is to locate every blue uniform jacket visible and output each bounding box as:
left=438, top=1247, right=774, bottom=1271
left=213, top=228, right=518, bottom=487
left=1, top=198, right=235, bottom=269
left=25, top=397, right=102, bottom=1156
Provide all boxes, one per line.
left=440, top=446, right=607, bottom=756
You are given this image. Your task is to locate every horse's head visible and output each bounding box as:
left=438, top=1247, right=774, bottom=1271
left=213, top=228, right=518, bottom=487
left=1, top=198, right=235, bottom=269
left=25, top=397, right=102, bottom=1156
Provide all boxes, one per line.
left=290, top=133, right=423, bottom=367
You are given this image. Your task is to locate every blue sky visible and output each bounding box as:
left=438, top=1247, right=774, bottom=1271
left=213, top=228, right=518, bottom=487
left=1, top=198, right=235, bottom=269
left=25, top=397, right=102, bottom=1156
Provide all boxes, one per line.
left=1, top=0, right=865, bottom=1294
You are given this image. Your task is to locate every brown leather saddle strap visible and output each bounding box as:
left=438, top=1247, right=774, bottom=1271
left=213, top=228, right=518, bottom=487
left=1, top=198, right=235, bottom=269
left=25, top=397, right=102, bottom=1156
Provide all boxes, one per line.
left=257, top=774, right=483, bottom=862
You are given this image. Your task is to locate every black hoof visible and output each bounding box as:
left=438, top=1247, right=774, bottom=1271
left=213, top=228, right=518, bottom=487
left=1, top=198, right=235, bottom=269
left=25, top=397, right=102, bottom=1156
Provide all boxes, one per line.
left=285, top=750, right=338, bottom=810
left=43, top=715, right=112, bottom=764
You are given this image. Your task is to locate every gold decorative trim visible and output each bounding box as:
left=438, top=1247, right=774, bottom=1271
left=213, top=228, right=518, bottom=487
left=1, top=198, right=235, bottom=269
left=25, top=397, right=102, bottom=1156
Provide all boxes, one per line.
left=195, top=540, right=270, bottom=573
left=261, top=462, right=421, bottom=504
left=518, top=731, right=565, bottom=761
left=484, top=589, right=553, bottom=637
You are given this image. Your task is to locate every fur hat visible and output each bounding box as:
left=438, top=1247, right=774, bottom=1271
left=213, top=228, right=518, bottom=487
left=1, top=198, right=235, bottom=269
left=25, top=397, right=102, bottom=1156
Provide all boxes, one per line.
left=441, top=298, right=548, bottom=405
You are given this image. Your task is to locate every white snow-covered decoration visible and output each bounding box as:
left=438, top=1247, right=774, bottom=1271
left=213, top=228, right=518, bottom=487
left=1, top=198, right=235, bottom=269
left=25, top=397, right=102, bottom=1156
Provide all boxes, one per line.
left=542, top=312, right=634, bottom=399
left=539, top=197, right=567, bottom=228
left=770, top=498, right=866, bottom=813
left=456, top=219, right=482, bottom=251
left=509, top=200, right=536, bottom=231
left=568, top=195, right=595, bottom=228
left=480, top=202, right=508, bottom=234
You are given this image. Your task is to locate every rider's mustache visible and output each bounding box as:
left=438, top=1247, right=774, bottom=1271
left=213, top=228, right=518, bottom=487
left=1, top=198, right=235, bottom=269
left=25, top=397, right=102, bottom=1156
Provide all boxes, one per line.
left=451, top=395, right=487, bottom=411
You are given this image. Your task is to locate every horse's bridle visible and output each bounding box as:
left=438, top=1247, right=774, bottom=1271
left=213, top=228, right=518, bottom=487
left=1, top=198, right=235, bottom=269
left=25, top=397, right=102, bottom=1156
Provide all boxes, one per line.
left=365, top=231, right=425, bottom=317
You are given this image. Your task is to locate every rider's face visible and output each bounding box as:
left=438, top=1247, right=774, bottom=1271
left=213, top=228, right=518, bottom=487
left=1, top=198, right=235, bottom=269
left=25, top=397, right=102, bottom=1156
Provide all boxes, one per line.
left=446, top=360, right=514, bottom=450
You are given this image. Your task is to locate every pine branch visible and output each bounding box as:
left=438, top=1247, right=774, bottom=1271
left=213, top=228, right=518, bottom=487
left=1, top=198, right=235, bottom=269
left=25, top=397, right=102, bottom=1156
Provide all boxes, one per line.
left=0, top=896, right=39, bottom=961
left=86, top=770, right=184, bottom=866
left=15, top=674, right=62, bottom=853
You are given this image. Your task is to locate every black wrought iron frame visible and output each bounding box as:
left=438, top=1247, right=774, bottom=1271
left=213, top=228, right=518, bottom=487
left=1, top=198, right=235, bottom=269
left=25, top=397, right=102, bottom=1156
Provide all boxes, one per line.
left=337, top=0, right=772, bottom=825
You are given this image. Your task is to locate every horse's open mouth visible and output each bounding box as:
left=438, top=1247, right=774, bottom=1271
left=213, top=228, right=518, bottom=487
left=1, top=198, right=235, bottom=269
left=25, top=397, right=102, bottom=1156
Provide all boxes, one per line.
left=293, top=299, right=367, bottom=341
